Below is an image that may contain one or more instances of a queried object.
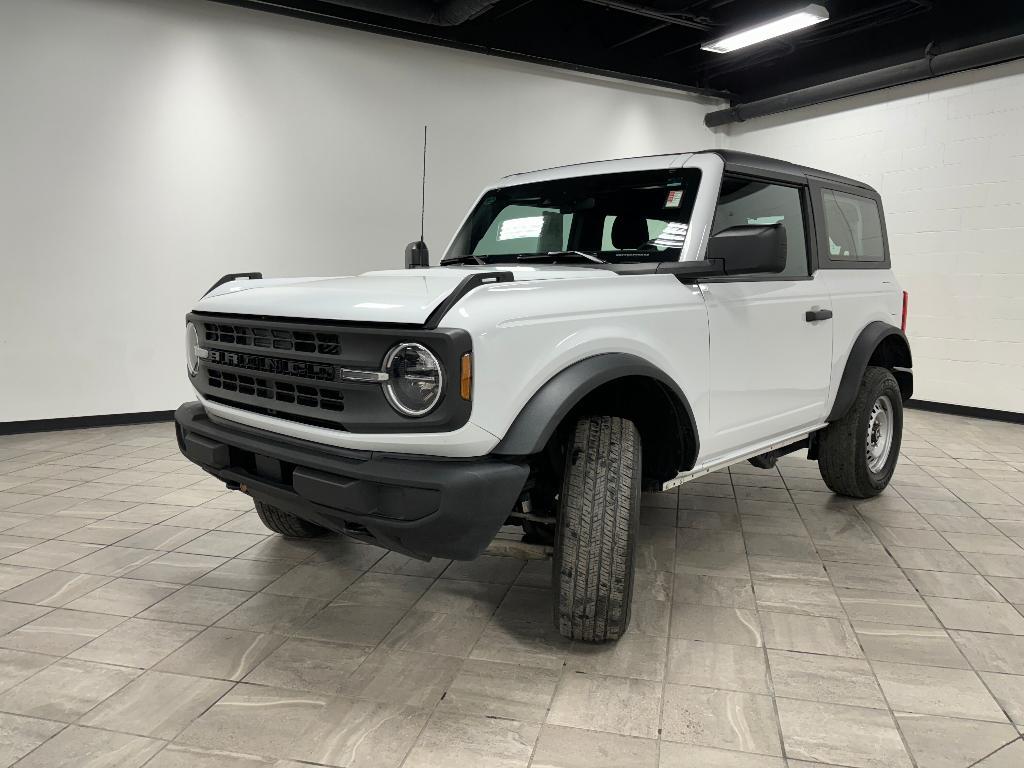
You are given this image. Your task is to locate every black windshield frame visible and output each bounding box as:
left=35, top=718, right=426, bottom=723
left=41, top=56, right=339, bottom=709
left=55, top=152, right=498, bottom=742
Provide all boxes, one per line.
left=443, top=168, right=702, bottom=266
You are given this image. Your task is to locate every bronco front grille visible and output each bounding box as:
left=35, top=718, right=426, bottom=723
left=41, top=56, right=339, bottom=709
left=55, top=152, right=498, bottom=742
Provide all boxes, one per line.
left=196, top=316, right=349, bottom=429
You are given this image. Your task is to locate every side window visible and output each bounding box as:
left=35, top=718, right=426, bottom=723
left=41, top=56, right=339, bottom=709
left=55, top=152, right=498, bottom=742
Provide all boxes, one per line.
left=712, top=177, right=809, bottom=277
left=822, top=189, right=885, bottom=262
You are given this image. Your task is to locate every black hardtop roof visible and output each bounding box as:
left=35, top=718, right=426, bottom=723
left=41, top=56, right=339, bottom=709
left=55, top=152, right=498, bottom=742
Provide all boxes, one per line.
left=708, top=150, right=876, bottom=192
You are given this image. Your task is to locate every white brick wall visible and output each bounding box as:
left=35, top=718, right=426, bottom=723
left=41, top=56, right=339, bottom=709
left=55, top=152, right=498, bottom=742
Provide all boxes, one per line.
left=722, top=61, right=1024, bottom=414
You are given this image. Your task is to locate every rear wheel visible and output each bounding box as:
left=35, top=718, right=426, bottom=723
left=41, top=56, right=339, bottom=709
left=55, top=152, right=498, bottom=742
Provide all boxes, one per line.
left=254, top=499, right=329, bottom=538
left=554, top=415, right=641, bottom=643
left=818, top=366, right=903, bottom=498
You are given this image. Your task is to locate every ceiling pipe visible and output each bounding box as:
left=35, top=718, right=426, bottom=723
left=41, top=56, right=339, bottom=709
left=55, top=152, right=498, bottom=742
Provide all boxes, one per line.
left=705, top=31, right=1024, bottom=127
left=323, top=0, right=500, bottom=26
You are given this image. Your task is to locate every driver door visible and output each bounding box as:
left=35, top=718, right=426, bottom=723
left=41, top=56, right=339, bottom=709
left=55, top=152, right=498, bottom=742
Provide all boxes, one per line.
left=700, top=175, right=834, bottom=460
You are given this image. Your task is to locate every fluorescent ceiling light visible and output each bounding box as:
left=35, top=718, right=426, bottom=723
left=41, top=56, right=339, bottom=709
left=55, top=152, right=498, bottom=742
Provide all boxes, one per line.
left=701, top=4, right=829, bottom=54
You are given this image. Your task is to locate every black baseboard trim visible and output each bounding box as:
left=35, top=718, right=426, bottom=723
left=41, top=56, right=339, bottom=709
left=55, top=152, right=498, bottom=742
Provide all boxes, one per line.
left=907, top=399, right=1024, bottom=425
left=0, top=411, right=176, bottom=437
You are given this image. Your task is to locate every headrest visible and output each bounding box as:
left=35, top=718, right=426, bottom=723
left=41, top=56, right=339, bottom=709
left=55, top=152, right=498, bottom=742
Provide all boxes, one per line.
left=611, top=215, right=650, bottom=249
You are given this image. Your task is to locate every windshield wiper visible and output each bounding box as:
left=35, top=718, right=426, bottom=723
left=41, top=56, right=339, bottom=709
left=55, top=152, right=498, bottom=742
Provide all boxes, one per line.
left=441, top=254, right=487, bottom=265
left=517, top=251, right=608, bottom=264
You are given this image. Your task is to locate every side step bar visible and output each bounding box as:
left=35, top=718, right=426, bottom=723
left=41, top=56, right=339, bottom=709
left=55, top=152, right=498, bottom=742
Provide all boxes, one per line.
left=661, top=426, right=826, bottom=491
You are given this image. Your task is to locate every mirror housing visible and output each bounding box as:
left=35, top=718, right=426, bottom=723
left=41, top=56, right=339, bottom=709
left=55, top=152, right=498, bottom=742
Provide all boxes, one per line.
left=706, top=223, right=787, bottom=276
left=405, top=240, right=430, bottom=269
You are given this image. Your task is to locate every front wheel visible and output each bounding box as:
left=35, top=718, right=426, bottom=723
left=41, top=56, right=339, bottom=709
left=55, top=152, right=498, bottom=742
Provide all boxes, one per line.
left=818, top=366, right=903, bottom=498
left=554, top=415, right=641, bottom=643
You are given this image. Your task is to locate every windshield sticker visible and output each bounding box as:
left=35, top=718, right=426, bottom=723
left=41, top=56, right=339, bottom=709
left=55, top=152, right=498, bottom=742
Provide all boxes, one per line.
left=664, top=190, right=684, bottom=208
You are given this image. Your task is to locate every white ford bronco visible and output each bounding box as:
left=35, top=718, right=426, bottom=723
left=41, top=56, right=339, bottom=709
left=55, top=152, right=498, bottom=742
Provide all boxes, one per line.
left=175, top=149, right=912, bottom=642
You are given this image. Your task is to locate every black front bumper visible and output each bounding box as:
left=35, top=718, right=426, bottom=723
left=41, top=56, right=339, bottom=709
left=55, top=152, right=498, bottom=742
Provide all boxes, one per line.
left=174, top=402, right=528, bottom=560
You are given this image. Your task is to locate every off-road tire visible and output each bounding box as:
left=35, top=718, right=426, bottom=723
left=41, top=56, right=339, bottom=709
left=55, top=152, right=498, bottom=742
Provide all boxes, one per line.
left=254, top=500, right=329, bottom=538
left=554, top=415, right=641, bottom=643
left=818, top=366, right=903, bottom=498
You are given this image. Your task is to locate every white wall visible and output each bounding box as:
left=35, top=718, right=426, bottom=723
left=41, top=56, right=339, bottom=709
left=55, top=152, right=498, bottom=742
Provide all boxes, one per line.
left=721, top=62, right=1024, bottom=414
left=0, top=0, right=720, bottom=423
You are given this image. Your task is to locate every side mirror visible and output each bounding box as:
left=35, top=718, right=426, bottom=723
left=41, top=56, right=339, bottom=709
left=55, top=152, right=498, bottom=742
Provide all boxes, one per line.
left=405, top=240, right=430, bottom=269
left=706, top=223, right=786, bottom=276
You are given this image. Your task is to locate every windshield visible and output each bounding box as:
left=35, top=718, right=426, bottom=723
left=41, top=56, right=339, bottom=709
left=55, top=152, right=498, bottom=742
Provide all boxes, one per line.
left=443, top=168, right=701, bottom=265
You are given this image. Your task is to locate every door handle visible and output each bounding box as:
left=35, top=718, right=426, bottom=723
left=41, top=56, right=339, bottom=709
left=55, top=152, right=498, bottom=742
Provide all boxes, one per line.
left=805, top=308, right=833, bottom=322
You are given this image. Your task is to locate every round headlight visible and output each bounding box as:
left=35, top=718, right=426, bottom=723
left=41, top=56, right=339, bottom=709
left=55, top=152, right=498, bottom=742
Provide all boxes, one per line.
left=383, top=343, right=444, bottom=417
left=185, top=322, right=200, bottom=377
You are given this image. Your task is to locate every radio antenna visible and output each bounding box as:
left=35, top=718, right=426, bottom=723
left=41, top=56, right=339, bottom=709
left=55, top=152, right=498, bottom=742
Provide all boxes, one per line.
left=420, top=124, right=427, bottom=243
left=405, top=126, right=431, bottom=269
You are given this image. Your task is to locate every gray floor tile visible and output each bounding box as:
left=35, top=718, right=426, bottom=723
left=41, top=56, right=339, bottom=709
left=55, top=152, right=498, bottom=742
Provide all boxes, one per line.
left=261, top=561, right=361, bottom=600
left=753, top=579, right=845, bottom=617
left=760, top=611, right=862, bottom=657
left=776, top=698, right=911, bottom=768
left=216, top=592, right=328, bottom=634
left=907, top=569, right=1005, bottom=601
left=950, top=630, right=1024, bottom=674
left=659, top=742, right=785, bottom=767
left=156, top=626, right=285, bottom=680
left=0, top=649, right=55, bottom=695
left=979, top=672, right=1024, bottom=724
left=11, top=725, right=163, bottom=768
left=126, top=552, right=227, bottom=583
left=872, top=660, right=1008, bottom=721
left=413, top=578, right=509, bottom=617
left=0, top=569, right=110, bottom=607
left=547, top=673, right=662, bottom=738
left=925, top=595, right=1024, bottom=633
left=64, top=577, right=178, bottom=616
left=2, top=539, right=101, bottom=569
left=69, top=617, right=200, bottom=668
left=193, top=556, right=294, bottom=591
left=404, top=711, right=538, bottom=768
left=0, top=712, right=64, bottom=767
left=895, top=713, right=1020, bottom=768
left=439, top=658, right=559, bottom=722
left=470, top=618, right=570, bottom=669
left=565, top=630, right=667, bottom=681
left=669, top=604, right=762, bottom=646
left=661, top=684, right=781, bottom=756
left=176, top=530, right=267, bottom=557
left=382, top=610, right=491, bottom=656
left=115, top=525, right=206, bottom=551
left=532, top=724, right=657, bottom=768
left=768, top=649, right=886, bottom=708
left=340, top=648, right=460, bottom=707
left=854, top=621, right=969, bottom=668
left=243, top=637, right=369, bottom=694
left=333, top=572, right=435, bottom=610
left=837, top=588, right=940, bottom=626
left=0, top=608, right=123, bottom=655
left=295, top=603, right=407, bottom=646
left=139, top=584, right=252, bottom=625
left=0, top=658, right=139, bottom=721
left=665, top=638, right=769, bottom=693
left=79, top=670, right=232, bottom=738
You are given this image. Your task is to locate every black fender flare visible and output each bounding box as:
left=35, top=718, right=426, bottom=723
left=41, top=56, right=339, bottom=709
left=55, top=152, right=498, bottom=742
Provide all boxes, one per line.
left=828, top=321, right=913, bottom=422
left=491, top=353, right=699, bottom=466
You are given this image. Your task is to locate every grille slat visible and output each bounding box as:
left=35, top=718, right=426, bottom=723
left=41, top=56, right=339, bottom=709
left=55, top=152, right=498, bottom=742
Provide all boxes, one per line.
left=208, top=369, right=345, bottom=413
left=205, top=322, right=341, bottom=355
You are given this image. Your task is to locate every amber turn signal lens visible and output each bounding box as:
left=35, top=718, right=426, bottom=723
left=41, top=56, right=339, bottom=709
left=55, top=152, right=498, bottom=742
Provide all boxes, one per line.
left=460, top=353, right=472, bottom=400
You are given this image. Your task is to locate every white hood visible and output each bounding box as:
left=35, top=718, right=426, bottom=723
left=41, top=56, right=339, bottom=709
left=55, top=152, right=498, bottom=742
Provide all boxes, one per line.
left=194, top=265, right=616, bottom=324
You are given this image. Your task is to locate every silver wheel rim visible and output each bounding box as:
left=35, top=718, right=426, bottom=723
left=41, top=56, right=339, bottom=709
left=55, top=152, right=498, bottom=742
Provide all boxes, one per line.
left=866, top=394, right=894, bottom=473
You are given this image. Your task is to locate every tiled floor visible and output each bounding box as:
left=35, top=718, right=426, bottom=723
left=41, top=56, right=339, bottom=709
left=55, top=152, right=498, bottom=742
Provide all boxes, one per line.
left=0, top=409, right=1022, bottom=767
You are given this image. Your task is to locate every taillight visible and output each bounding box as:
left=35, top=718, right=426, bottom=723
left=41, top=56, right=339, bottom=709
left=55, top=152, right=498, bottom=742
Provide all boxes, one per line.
left=901, top=291, right=909, bottom=332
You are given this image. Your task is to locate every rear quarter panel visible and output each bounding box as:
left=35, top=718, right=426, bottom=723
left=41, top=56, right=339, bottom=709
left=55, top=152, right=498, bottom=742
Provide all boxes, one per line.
left=820, top=269, right=903, bottom=413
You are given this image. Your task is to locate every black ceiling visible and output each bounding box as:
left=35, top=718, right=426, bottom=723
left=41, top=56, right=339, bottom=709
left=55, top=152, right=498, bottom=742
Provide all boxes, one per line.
left=219, top=0, right=1024, bottom=103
